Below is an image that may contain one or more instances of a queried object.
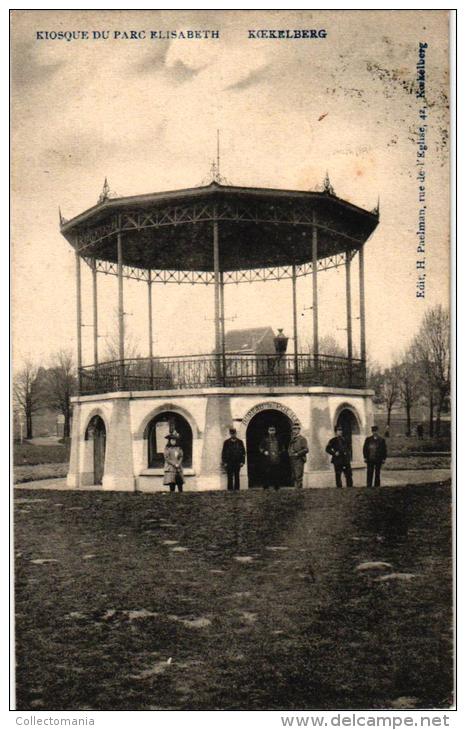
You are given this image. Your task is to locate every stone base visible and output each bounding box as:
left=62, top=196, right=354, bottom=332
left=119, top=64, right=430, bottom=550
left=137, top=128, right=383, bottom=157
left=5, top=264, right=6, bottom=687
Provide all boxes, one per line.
left=66, top=472, right=80, bottom=488
left=68, top=386, right=374, bottom=493
left=102, top=475, right=137, bottom=491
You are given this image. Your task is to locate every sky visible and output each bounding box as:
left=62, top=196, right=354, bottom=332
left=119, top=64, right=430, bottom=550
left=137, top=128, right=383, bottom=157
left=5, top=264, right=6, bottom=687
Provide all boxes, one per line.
left=11, top=9, right=450, bottom=370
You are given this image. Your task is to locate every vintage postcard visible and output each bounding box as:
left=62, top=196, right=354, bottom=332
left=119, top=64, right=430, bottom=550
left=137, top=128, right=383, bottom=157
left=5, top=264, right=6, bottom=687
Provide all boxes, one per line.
left=11, top=9, right=453, bottom=716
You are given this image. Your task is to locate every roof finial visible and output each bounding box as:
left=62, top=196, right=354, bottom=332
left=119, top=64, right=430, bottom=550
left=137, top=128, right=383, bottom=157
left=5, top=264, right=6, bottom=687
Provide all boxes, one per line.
left=98, top=177, right=110, bottom=204
left=321, top=171, right=335, bottom=196
left=372, top=196, right=380, bottom=217
left=201, top=131, right=230, bottom=186
left=210, top=160, right=221, bottom=183
left=210, top=130, right=227, bottom=184
left=58, top=206, right=67, bottom=227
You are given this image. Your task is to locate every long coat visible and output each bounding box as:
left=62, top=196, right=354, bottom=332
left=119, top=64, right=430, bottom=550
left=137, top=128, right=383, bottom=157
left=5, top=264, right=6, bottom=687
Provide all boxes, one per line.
left=259, top=435, right=283, bottom=466
left=222, top=437, right=246, bottom=467
left=363, top=435, right=387, bottom=463
left=325, top=436, right=351, bottom=467
left=288, top=434, right=309, bottom=462
left=163, top=445, right=184, bottom=485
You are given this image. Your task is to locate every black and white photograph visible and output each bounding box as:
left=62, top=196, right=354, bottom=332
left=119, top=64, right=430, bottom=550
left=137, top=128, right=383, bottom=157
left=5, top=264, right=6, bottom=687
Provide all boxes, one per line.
left=11, top=8, right=453, bottom=716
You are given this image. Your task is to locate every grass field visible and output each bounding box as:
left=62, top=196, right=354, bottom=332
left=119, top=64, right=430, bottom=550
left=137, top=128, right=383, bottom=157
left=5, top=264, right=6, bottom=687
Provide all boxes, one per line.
left=14, top=441, right=70, bottom=466
left=14, top=482, right=452, bottom=711
left=14, top=463, right=69, bottom=484
left=13, top=441, right=70, bottom=484
left=385, top=455, right=451, bottom=471
left=386, top=435, right=451, bottom=455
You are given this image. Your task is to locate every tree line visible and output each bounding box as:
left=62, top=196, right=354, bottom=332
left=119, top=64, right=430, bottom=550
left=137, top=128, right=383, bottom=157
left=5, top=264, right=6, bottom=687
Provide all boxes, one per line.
left=13, top=351, right=76, bottom=439
left=368, top=304, right=450, bottom=436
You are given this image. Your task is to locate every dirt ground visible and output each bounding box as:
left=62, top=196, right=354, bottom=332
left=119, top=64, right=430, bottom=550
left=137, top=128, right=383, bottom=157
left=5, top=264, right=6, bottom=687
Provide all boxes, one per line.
left=14, top=482, right=453, bottom=710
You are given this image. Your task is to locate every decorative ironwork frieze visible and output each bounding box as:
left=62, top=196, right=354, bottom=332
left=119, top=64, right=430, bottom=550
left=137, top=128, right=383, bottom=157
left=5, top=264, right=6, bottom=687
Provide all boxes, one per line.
left=73, top=198, right=369, bottom=250
left=82, top=251, right=357, bottom=285
left=76, top=217, right=119, bottom=252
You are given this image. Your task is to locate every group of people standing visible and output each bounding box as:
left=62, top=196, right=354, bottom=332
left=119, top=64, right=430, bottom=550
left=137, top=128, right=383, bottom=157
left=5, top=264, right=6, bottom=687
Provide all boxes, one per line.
left=325, top=423, right=387, bottom=488
left=220, top=423, right=309, bottom=491
left=220, top=422, right=387, bottom=491
left=163, top=421, right=387, bottom=493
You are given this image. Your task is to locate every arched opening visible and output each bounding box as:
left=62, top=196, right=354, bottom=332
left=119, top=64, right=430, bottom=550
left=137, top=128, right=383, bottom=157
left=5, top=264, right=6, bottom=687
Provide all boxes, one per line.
left=147, top=411, right=193, bottom=468
left=246, top=409, right=293, bottom=488
left=85, top=415, right=106, bottom=486
left=336, top=408, right=360, bottom=459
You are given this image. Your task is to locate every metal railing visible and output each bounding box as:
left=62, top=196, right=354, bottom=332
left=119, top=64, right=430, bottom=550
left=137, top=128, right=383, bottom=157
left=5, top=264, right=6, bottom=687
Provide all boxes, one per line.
left=78, top=353, right=366, bottom=395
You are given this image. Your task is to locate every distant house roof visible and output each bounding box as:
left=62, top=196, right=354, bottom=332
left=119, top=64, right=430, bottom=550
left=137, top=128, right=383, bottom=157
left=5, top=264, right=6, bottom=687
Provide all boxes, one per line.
left=225, top=327, right=276, bottom=355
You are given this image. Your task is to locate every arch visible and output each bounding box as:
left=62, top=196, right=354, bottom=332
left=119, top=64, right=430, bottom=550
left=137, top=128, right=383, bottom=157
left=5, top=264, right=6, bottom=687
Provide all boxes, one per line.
left=84, top=415, right=106, bottom=486
left=146, top=410, right=193, bottom=468
left=242, top=400, right=301, bottom=428
left=334, top=403, right=362, bottom=434
left=246, top=408, right=293, bottom=488
left=335, top=405, right=361, bottom=460
left=84, top=408, right=109, bottom=439
left=137, top=402, right=200, bottom=441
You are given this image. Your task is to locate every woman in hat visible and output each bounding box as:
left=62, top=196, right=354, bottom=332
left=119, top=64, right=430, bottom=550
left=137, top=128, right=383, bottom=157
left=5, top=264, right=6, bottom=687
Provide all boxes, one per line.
left=163, top=432, right=184, bottom=493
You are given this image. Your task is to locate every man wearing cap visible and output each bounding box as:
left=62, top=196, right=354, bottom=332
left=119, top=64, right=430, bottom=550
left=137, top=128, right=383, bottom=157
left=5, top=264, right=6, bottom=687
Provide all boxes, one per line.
left=325, top=425, right=353, bottom=488
left=221, top=427, right=246, bottom=491
left=288, top=423, right=309, bottom=488
left=363, top=425, right=387, bottom=487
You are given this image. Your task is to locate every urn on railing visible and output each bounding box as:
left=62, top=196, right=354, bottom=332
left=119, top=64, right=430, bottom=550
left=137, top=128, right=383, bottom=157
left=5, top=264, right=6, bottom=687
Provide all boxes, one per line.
left=273, top=329, right=289, bottom=356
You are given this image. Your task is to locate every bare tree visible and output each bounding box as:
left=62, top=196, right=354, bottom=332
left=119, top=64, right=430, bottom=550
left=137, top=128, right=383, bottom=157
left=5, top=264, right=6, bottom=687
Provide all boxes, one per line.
left=13, top=361, right=43, bottom=439
left=102, top=330, right=142, bottom=363
left=318, top=335, right=347, bottom=357
left=303, top=335, right=348, bottom=357
left=413, top=305, right=450, bottom=436
left=397, top=349, right=420, bottom=436
left=101, top=307, right=143, bottom=363
left=366, top=361, right=385, bottom=403
left=100, top=320, right=173, bottom=388
left=42, top=350, right=77, bottom=438
left=380, top=366, right=399, bottom=428
left=416, top=357, right=437, bottom=437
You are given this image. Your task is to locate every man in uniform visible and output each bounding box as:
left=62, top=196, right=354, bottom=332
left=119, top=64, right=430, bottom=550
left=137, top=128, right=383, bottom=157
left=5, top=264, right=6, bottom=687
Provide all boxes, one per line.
left=259, top=425, right=283, bottom=490
left=221, top=427, right=246, bottom=491
left=325, top=425, right=353, bottom=488
left=288, top=423, right=309, bottom=488
left=363, top=425, right=387, bottom=487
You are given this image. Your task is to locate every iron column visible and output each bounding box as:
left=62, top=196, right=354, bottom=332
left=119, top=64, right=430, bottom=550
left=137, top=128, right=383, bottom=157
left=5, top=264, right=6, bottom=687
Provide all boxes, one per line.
left=213, top=209, right=222, bottom=383
left=292, top=264, right=299, bottom=384
left=148, top=270, right=154, bottom=387
left=75, top=245, right=82, bottom=393
left=346, top=250, right=353, bottom=384
left=117, top=230, right=125, bottom=388
left=358, top=246, right=366, bottom=363
left=92, top=261, right=98, bottom=369
left=312, top=211, right=319, bottom=365
left=220, top=270, right=226, bottom=383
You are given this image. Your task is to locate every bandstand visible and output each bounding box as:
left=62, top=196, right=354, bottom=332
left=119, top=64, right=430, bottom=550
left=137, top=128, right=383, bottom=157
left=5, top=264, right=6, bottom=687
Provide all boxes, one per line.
left=61, top=177, right=379, bottom=491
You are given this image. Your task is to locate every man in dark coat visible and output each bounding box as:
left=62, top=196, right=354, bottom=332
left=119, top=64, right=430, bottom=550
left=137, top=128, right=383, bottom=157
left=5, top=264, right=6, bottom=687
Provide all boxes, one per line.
left=221, top=427, right=246, bottom=491
left=259, top=425, right=283, bottom=490
left=325, top=425, right=353, bottom=488
left=288, top=423, right=309, bottom=488
left=363, top=425, right=387, bottom=487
